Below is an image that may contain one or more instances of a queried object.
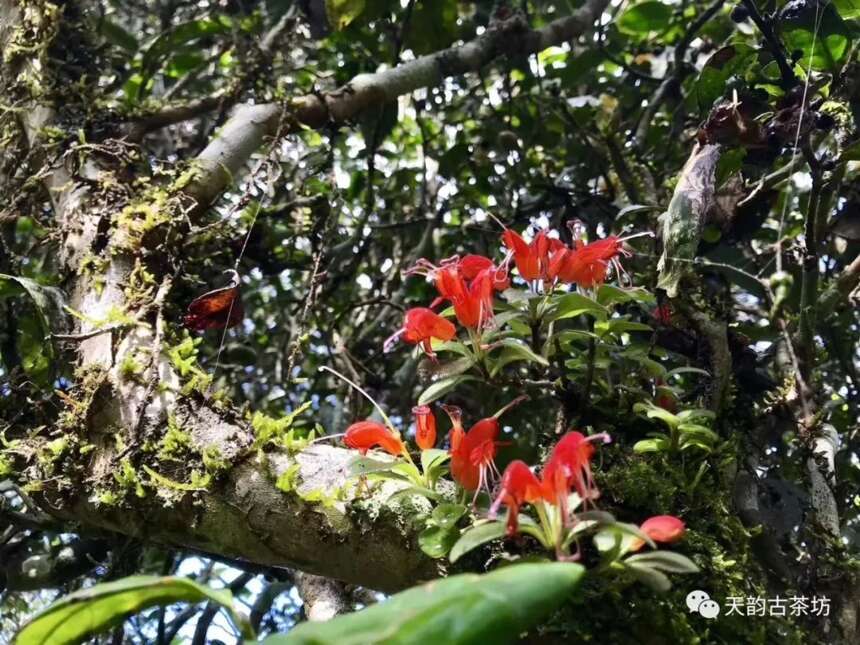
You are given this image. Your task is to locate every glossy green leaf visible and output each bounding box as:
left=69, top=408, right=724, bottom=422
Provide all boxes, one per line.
left=0, top=274, right=66, bottom=385
left=265, top=562, right=584, bottom=645
left=596, top=285, right=656, bottom=306
left=449, top=520, right=508, bottom=563
left=493, top=339, right=549, bottom=366
left=418, top=525, right=459, bottom=558
left=14, top=575, right=253, bottom=645
left=633, top=437, right=670, bottom=453
left=617, top=2, right=672, bottom=35
left=418, top=375, right=476, bottom=405
left=431, top=503, right=467, bottom=530
left=782, top=8, right=849, bottom=71
left=546, top=292, right=607, bottom=322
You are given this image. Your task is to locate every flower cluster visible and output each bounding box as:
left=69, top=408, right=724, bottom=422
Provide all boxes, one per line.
left=489, top=432, right=685, bottom=560
left=490, top=431, right=611, bottom=538
left=386, top=224, right=642, bottom=359
left=343, top=395, right=525, bottom=503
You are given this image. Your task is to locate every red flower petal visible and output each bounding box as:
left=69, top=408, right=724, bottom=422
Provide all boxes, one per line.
left=344, top=420, right=405, bottom=457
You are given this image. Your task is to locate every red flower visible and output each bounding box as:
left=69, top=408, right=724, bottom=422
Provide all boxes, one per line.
left=540, top=431, right=611, bottom=520
left=629, top=515, right=686, bottom=552
left=442, top=404, right=465, bottom=452
left=384, top=307, right=456, bottom=359
left=344, top=420, right=406, bottom=457
left=457, top=254, right=494, bottom=279
left=489, top=460, right=543, bottom=535
left=449, top=417, right=502, bottom=493
left=431, top=261, right=505, bottom=330
left=547, top=233, right=648, bottom=288
left=412, top=405, right=437, bottom=450
left=546, top=243, right=581, bottom=284
left=502, top=229, right=551, bottom=281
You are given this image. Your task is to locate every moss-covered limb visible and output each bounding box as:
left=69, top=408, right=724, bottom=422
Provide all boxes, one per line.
left=41, top=437, right=439, bottom=592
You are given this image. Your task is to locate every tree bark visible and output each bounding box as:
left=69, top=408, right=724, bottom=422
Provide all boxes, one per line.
left=2, top=0, right=609, bottom=593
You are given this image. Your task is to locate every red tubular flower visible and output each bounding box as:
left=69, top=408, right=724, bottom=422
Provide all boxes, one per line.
left=384, top=307, right=456, bottom=359
left=489, top=460, right=543, bottom=535
left=434, top=264, right=495, bottom=329
left=502, top=229, right=551, bottom=281
left=412, top=405, right=437, bottom=450
left=344, top=420, right=406, bottom=457
left=540, top=431, right=611, bottom=521
left=449, top=417, right=501, bottom=493
left=629, top=515, right=686, bottom=552
left=442, top=404, right=465, bottom=452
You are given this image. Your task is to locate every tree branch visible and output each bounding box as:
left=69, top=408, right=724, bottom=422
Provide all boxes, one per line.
left=181, top=0, right=610, bottom=208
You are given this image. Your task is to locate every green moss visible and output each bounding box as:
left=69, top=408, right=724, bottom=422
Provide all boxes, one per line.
left=158, top=415, right=192, bottom=460
left=97, top=490, right=120, bottom=506
left=166, top=333, right=212, bottom=394
left=275, top=463, right=301, bottom=492
left=38, top=437, right=68, bottom=466
left=124, top=259, right=157, bottom=309
left=114, top=458, right=146, bottom=498
left=0, top=454, right=13, bottom=478
left=250, top=401, right=313, bottom=450
left=112, top=190, right=171, bottom=251
left=201, top=445, right=230, bottom=476
left=118, top=353, right=145, bottom=383
left=79, top=253, right=109, bottom=296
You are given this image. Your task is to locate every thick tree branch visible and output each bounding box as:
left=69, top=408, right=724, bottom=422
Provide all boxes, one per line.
left=295, top=572, right=350, bottom=621
left=182, top=0, right=610, bottom=207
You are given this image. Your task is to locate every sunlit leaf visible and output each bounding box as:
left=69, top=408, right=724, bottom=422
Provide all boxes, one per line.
left=14, top=575, right=253, bottom=645
left=265, top=562, right=584, bottom=644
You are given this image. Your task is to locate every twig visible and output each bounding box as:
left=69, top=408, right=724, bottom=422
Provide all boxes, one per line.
left=739, top=0, right=798, bottom=90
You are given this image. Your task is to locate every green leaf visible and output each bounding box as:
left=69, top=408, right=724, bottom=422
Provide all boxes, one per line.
left=666, top=367, right=710, bottom=379
left=633, top=438, right=670, bottom=453
left=14, top=575, right=253, bottom=645
left=347, top=455, right=399, bottom=477
left=596, top=285, right=656, bottom=306
left=677, top=423, right=719, bottom=443
left=833, top=0, right=860, bottom=19
left=264, top=562, right=584, bottom=645
left=593, top=522, right=655, bottom=556
left=625, top=551, right=699, bottom=574
left=431, top=503, right=467, bottom=530
left=493, top=339, right=549, bottom=366
left=0, top=274, right=66, bottom=385
left=546, top=292, right=607, bottom=322
left=626, top=562, right=672, bottom=592
left=617, top=2, right=672, bottom=35
left=598, top=319, right=653, bottom=336
left=418, top=375, right=476, bottom=405
left=633, top=401, right=679, bottom=429
left=421, top=448, right=450, bottom=475
left=449, top=520, right=508, bottom=563
left=782, top=7, right=849, bottom=71
left=387, top=486, right=443, bottom=503
left=418, top=525, right=459, bottom=559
